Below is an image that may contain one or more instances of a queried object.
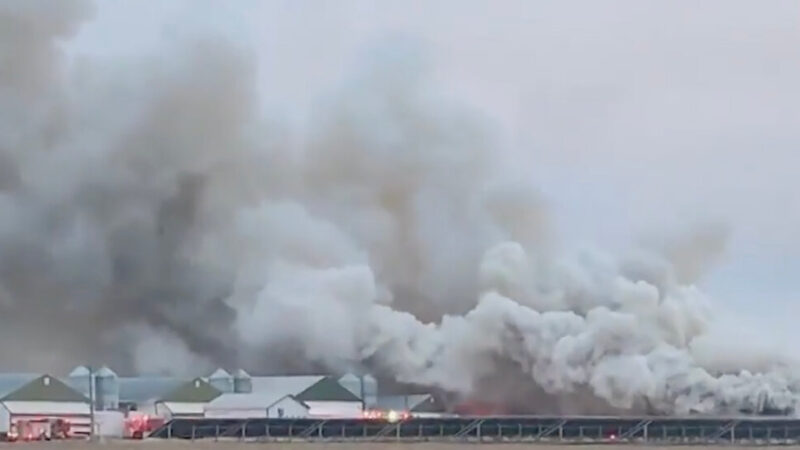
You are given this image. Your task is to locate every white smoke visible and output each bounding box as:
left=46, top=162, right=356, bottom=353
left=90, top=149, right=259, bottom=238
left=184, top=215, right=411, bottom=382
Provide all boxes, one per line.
left=1, top=0, right=799, bottom=416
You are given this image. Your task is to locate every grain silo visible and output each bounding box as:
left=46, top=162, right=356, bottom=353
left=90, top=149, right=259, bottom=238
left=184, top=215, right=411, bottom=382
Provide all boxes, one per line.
left=95, top=366, right=119, bottom=411
left=207, top=369, right=233, bottom=394
left=66, top=366, right=91, bottom=399
left=233, top=369, right=252, bottom=393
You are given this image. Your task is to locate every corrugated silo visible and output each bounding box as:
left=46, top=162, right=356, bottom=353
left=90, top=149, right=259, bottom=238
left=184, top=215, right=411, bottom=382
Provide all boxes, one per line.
left=233, top=369, right=252, bottom=393
left=208, top=368, right=234, bottom=393
left=95, top=365, right=119, bottom=410
left=68, top=365, right=91, bottom=398
left=362, top=374, right=378, bottom=408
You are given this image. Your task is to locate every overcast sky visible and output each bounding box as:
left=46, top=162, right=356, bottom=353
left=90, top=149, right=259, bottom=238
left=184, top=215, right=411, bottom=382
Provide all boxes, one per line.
left=66, top=1, right=800, bottom=332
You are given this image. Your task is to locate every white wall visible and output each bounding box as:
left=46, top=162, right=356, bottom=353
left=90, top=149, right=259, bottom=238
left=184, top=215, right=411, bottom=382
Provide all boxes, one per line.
left=0, top=403, right=9, bottom=433
left=0, top=402, right=92, bottom=437
left=1, top=401, right=89, bottom=415
left=95, top=411, right=125, bottom=437
left=267, top=397, right=308, bottom=418
left=205, top=397, right=308, bottom=419
left=205, top=408, right=267, bottom=419
left=305, top=401, right=362, bottom=418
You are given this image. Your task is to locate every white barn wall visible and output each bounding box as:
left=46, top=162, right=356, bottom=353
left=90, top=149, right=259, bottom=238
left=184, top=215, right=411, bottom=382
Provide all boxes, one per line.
left=204, top=395, right=308, bottom=419
left=0, top=401, right=91, bottom=437
left=1, top=401, right=89, bottom=415
left=267, top=396, right=308, bottom=418
left=305, top=401, right=362, bottom=418
left=156, top=402, right=205, bottom=419
left=95, top=411, right=125, bottom=437
left=205, top=408, right=266, bottom=419
left=0, top=403, right=9, bottom=433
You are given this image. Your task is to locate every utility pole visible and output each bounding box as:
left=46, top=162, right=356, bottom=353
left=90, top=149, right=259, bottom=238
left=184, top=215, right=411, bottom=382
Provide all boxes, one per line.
left=88, top=365, right=95, bottom=441
left=359, top=374, right=366, bottom=411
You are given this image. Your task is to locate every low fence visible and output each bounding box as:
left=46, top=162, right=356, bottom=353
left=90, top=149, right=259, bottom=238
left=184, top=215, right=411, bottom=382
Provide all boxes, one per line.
left=149, top=416, right=800, bottom=444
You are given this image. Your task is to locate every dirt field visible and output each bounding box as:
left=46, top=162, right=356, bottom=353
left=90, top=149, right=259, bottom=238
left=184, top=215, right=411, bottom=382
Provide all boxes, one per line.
left=3, top=444, right=800, bottom=450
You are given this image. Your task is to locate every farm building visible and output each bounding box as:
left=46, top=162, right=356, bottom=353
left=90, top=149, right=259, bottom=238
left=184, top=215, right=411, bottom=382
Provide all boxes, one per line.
left=0, top=373, right=90, bottom=438
left=64, top=365, right=119, bottom=411
left=204, top=368, right=254, bottom=393
left=117, top=376, right=185, bottom=414
left=250, top=375, right=364, bottom=418
left=0, top=366, right=379, bottom=426
left=202, top=372, right=363, bottom=419
left=116, top=376, right=221, bottom=419
left=206, top=368, right=235, bottom=393
left=375, top=394, right=446, bottom=417
left=64, top=367, right=220, bottom=420
left=338, top=373, right=378, bottom=408
left=205, top=392, right=309, bottom=419
left=118, top=376, right=222, bottom=415
left=154, top=378, right=222, bottom=419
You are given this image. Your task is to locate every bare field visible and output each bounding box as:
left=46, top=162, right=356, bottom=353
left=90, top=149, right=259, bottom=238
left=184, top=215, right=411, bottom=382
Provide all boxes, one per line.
left=2, top=443, right=800, bottom=450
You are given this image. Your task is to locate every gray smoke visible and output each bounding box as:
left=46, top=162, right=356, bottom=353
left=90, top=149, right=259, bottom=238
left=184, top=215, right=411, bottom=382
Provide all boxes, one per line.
left=1, top=0, right=799, bottom=416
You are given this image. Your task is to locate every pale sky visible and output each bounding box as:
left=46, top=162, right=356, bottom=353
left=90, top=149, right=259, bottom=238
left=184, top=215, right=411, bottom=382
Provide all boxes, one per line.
left=66, top=1, right=800, bottom=332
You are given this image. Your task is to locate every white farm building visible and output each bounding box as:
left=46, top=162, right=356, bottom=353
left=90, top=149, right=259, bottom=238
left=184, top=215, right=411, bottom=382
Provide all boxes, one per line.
left=0, top=374, right=90, bottom=438
left=204, top=374, right=363, bottom=419
left=205, top=393, right=308, bottom=419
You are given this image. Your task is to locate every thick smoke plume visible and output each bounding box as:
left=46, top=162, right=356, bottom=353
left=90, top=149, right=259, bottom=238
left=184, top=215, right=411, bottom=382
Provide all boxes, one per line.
left=1, top=0, right=799, bottom=415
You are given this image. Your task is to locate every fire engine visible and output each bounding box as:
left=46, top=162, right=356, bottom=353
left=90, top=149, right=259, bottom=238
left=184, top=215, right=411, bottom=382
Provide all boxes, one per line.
left=362, top=409, right=411, bottom=422
left=124, top=413, right=165, bottom=439
left=6, top=418, right=71, bottom=442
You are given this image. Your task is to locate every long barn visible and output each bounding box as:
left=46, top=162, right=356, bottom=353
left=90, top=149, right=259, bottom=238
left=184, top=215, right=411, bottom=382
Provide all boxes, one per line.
left=150, top=415, right=800, bottom=443
left=0, top=374, right=90, bottom=438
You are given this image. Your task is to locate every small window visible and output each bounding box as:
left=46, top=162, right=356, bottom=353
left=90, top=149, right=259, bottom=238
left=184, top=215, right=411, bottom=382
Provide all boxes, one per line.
left=43, top=376, right=50, bottom=386
left=277, top=408, right=285, bottom=418
left=194, top=380, right=201, bottom=388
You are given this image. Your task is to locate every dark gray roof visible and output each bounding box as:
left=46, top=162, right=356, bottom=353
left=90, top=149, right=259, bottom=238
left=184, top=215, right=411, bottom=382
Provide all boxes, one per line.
left=3, top=375, right=87, bottom=402
left=250, top=376, right=325, bottom=397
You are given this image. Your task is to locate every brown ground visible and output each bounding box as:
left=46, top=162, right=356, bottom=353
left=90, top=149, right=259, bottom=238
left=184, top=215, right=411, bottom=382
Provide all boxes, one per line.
left=1, top=444, right=798, bottom=450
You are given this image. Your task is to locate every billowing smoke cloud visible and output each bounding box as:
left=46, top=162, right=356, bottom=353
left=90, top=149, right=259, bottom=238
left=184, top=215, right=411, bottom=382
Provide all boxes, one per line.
left=1, top=0, right=799, bottom=416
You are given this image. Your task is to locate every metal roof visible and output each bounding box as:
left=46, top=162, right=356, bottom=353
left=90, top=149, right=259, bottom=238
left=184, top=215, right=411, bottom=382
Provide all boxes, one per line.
left=250, top=376, right=325, bottom=396
left=161, top=378, right=221, bottom=403
left=376, top=394, right=436, bottom=412
left=248, top=375, right=359, bottom=402
left=295, top=377, right=362, bottom=402
left=0, top=374, right=88, bottom=403
left=204, top=375, right=356, bottom=410
left=339, top=373, right=359, bottom=383
left=206, top=392, right=305, bottom=410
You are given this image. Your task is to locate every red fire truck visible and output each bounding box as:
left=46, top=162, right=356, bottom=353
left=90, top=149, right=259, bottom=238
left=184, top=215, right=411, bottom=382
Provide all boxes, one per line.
left=6, top=418, right=71, bottom=442
left=124, top=413, right=165, bottom=439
